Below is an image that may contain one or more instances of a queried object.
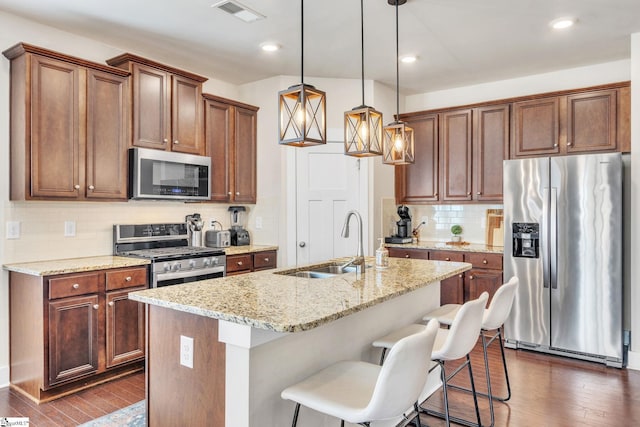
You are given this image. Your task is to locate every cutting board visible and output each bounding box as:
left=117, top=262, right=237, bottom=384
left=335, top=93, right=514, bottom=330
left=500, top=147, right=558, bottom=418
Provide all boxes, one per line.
left=486, top=209, right=504, bottom=247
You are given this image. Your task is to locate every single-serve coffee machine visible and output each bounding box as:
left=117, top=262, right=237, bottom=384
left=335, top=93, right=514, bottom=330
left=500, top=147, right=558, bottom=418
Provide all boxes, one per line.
left=384, top=205, right=413, bottom=244
left=228, top=206, right=250, bottom=246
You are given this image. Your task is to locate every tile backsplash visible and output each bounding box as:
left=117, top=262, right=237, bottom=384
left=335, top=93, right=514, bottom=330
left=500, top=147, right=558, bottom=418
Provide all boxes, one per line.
left=382, top=198, right=503, bottom=245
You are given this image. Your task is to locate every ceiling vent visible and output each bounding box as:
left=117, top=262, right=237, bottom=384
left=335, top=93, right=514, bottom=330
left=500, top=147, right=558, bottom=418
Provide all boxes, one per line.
left=212, top=1, right=266, bottom=23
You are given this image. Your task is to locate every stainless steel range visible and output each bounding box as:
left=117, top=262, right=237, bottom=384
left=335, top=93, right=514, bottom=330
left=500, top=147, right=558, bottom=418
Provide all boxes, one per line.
left=113, top=223, right=226, bottom=288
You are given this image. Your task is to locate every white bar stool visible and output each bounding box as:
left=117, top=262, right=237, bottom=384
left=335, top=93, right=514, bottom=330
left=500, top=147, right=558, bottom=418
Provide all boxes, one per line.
left=372, top=292, right=489, bottom=427
left=281, top=319, right=440, bottom=427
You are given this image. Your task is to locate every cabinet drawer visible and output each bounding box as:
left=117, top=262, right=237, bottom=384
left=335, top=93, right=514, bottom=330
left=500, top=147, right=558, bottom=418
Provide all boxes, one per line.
left=387, top=247, right=429, bottom=260
left=49, top=273, right=101, bottom=300
left=226, top=254, right=253, bottom=273
left=430, top=250, right=464, bottom=262
left=253, top=251, right=277, bottom=270
left=106, top=267, right=148, bottom=291
left=464, top=252, right=503, bottom=270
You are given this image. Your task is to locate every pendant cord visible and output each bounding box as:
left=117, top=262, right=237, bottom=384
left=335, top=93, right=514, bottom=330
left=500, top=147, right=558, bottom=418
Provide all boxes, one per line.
left=360, top=0, right=365, bottom=106
left=395, top=0, right=399, bottom=121
left=301, top=0, right=304, bottom=85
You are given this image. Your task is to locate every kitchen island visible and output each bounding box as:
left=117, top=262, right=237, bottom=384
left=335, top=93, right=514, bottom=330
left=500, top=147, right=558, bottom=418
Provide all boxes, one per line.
left=129, top=256, right=471, bottom=426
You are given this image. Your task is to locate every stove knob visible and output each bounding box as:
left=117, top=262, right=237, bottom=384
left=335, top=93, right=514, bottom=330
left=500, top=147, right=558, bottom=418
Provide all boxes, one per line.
left=189, top=260, right=197, bottom=269
left=203, top=258, right=211, bottom=267
left=163, top=263, right=171, bottom=272
left=211, top=257, right=219, bottom=265
left=172, top=263, right=182, bottom=272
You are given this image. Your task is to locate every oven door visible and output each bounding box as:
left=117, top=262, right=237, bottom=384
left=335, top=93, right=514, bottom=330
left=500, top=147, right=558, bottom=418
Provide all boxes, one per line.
left=153, top=266, right=225, bottom=288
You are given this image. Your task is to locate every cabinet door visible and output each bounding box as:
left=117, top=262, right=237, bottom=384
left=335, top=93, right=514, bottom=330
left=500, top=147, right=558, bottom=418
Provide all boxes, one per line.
left=47, top=295, right=99, bottom=387
left=30, top=55, right=81, bottom=198
left=441, top=274, right=464, bottom=305
left=512, top=97, right=560, bottom=158
left=566, top=89, right=617, bottom=153
left=473, top=104, right=509, bottom=201
left=204, top=98, right=232, bottom=202
left=172, top=75, right=204, bottom=155
left=440, top=109, right=472, bottom=202
left=465, top=268, right=503, bottom=304
left=106, top=288, right=146, bottom=368
left=395, top=114, right=439, bottom=203
left=388, top=247, right=429, bottom=259
left=132, top=63, right=170, bottom=150
left=233, top=106, right=258, bottom=203
left=86, top=69, right=129, bottom=200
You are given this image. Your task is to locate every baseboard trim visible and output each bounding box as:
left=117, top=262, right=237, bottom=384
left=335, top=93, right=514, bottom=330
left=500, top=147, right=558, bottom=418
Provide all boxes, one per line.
left=627, top=350, right=640, bottom=370
left=0, top=364, right=9, bottom=388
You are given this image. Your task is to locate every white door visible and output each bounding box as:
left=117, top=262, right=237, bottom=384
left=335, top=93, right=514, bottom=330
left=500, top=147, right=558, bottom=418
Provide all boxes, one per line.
left=295, top=142, right=362, bottom=265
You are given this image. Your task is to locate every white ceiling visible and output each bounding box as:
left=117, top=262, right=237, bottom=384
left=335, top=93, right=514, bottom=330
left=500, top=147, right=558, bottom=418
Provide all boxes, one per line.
left=1, top=0, right=640, bottom=94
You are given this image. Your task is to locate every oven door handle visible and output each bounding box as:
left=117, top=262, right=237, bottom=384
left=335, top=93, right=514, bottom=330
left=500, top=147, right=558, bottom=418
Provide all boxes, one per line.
left=156, top=266, right=225, bottom=281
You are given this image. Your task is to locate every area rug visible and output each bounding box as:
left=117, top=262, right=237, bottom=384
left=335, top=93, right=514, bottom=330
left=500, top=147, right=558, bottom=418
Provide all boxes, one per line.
left=78, top=400, right=145, bottom=427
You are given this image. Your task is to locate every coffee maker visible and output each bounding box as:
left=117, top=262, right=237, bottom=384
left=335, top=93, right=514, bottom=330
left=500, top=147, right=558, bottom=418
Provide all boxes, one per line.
left=228, top=206, right=250, bottom=246
left=384, top=205, right=413, bottom=244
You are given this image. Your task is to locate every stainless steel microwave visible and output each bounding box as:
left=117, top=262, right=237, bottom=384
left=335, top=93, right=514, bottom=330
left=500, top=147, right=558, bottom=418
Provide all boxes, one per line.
left=129, top=147, right=211, bottom=201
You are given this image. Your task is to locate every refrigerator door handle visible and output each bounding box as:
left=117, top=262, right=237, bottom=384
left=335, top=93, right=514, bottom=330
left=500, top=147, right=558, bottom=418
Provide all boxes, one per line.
left=550, top=187, right=558, bottom=290
left=542, top=187, right=550, bottom=289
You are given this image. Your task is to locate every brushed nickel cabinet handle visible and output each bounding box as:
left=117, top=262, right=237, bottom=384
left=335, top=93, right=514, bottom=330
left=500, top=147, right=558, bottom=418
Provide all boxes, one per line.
left=125, top=276, right=132, bottom=281
left=470, top=275, right=474, bottom=280
left=405, top=254, right=410, bottom=258
left=74, top=184, right=80, bottom=189
left=93, top=304, right=99, bottom=310
left=174, top=140, right=179, bottom=144
left=477, top=191, right=481, bottom=195
left=567, top=141, right=572, bottom=146
left=108, top=301, right=114, bottom=307
left=237, top=261, right=243, bottom=266
left=553, top=143, right=558, bottom=147
left=236, top=192, right=240, bottom=195
left=163, top=138, right=169, bottom=143
left=445, top=257, right=450, bottom=261
left=73, top=283, right=80, bottom=289
left=88, top=185, right=95, bottom=190
left=483, top=259, right=488, bottom=264
left=264, top=258, right=269, bottom=262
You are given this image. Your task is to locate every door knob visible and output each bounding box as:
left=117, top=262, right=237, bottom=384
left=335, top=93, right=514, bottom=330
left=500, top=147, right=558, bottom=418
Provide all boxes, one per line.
left=299, top=242, right=306, bottom=248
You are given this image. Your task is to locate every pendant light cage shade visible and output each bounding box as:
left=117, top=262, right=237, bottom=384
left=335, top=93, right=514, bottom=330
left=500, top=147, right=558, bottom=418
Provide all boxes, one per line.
left=383, top=121, right=415, bottom=164
left=279, top=83, right=327, bottom=147
left=344, top=106, right=384, bottom=156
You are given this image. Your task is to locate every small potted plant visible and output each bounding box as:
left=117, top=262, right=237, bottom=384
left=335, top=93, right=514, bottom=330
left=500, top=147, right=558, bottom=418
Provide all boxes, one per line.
left=450, top=224, right=463, bottom=242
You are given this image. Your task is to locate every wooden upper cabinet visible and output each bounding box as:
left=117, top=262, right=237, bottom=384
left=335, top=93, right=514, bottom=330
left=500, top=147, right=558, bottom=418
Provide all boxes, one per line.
left=473, top=104, right=509, bottom=201
left=3, top=43, right=130, bottom=201
left=512, top=96, right=560, bottom=157
left=204, top=93, right=258, bottom=203
left=440, top=109, right=472, bottom=202
left=566, top=89, right=616, bottom=153
left=395, top=113, right=439, bottom=204
left=107, top=53, right=207, bottom=155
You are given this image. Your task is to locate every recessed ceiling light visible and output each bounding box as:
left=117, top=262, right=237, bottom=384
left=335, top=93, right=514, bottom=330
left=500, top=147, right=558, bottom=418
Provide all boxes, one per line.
left=260, top=42, right=280, bottom=52
left=549, top=17, right=576, bottom=30
left=400, top=55, right=417, bottom=64
left=212, top=0, right=266, bottom=23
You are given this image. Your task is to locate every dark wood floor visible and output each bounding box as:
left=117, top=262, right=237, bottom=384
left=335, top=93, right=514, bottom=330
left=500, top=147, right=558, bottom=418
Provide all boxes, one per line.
left=1, top=340, right=639, bottom=426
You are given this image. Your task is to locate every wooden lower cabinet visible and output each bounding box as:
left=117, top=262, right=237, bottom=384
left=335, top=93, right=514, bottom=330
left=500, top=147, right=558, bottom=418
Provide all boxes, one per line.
left=9, top=265, right=148, bottom=402
left=388, top=247, right=503, bottom=305
left=226, top=250, right=277, bottom=276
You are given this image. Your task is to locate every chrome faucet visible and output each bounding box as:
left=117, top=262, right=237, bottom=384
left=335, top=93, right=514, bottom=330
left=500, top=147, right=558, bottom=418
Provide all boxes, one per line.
left=340, top=210, right=365, bottom=272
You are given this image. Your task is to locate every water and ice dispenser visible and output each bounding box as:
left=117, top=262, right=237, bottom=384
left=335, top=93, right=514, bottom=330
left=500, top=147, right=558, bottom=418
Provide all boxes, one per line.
left=512, top=222, right=539, bottom=258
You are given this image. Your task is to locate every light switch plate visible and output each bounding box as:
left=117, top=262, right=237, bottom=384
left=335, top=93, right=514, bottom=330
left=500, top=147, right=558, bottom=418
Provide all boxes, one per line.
left=64, top=221, right=76, bottom=237
left=6, top=221, right=20, bottom=239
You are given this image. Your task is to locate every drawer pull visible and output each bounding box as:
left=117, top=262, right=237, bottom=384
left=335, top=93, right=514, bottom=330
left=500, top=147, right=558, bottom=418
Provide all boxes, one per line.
left=108, top=301, right=114, bottom=307
left=93, top=304, right=99, bottom=310
left=88, top=185, right=95, bottom=190
left=125, top=276, right=132, bottom=281
left=405, top=254, right=410, bottom=258
left=73, top=283, right=80, bottom=289
left=470, top=275, right=474, bottom=280
left=237, top=261, right=243, bottom=266
left=483, top=259, right=488, bottom=264
left=458, top=274, right=463, bottom=278
left=445, top=257, right=450, bottom=261
left=264, top=258, right=270, bottom=262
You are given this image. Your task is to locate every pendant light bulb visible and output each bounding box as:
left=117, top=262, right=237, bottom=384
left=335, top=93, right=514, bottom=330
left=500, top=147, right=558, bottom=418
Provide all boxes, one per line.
left=344, top=0, right=383, bottom=157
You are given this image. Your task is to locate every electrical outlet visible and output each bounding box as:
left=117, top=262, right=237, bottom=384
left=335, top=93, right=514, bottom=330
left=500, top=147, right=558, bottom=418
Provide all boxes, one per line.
left=180, top=335, right=194, bottom=368
left=209, top=218, right=217, bottom=228
left=6, top=221, right=20, bottom=239
left=64, top=221, right=76, bottom=237
left=255, top=216, right=263, bottom=229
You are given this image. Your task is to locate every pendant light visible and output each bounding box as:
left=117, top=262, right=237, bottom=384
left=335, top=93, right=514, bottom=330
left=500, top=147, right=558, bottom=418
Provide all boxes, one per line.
left=278, top=0, right=326, bottom=147
left=344, top=0, right=383, bottom=157
left=382, top=0, right=415, bottom=165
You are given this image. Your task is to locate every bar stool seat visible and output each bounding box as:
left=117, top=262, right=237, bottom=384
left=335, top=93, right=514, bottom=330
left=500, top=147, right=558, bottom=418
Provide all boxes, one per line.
left=282, top=319, right=440, bottom=427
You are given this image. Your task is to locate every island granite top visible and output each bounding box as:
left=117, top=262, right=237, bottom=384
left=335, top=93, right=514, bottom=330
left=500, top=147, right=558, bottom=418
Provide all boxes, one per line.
left=129, top=256, right=471, bottom=333
left=3, top=256, right=150, bottom=276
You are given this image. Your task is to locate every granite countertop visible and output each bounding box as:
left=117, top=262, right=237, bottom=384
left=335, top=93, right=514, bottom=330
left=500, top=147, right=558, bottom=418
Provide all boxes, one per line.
left=386, top=240, right=504, bottom=254
left=3, top=256, right=150, bottom=276
left=224, top=245, right=278, bottom=256
left=129, top=256, right=471, bottom=333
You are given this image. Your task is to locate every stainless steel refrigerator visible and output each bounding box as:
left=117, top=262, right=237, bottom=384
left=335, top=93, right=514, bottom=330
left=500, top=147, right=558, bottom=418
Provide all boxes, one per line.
left=503, top=153, right=624, bottom=367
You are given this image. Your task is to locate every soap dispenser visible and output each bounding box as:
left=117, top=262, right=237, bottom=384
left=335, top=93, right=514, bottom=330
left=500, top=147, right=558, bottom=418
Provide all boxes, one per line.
left=375, top=238, right=389, bottom=270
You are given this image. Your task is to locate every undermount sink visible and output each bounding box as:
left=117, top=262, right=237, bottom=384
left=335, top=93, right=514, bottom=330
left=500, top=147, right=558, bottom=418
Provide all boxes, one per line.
left=277, top=263, right=370, bottom=279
